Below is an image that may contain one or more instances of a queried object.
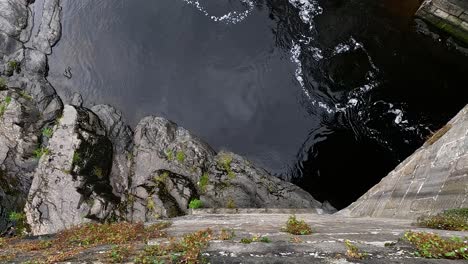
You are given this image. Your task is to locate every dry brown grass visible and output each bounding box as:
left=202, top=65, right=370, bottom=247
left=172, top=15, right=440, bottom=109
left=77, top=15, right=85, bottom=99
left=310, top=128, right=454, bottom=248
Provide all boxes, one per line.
left=426, top=124, right=452, bottom=145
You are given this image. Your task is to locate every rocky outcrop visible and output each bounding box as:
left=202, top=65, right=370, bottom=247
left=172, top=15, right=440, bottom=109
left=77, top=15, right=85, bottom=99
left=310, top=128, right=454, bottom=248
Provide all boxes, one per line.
left=0, top=89, right=42, bottom=230
left=341, top=105, right=468, bottom=219
left=91, top=104, right=133, bottom=197
left=0, top=0, right=63, bottom=232
left=128, top=117, right=324, bottom=222
left=25, top=105, right=119, bottom=235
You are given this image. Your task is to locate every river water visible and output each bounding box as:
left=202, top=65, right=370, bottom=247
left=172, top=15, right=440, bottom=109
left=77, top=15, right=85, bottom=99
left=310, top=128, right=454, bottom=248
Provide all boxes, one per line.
left=47, top=0, right=468, bottom=209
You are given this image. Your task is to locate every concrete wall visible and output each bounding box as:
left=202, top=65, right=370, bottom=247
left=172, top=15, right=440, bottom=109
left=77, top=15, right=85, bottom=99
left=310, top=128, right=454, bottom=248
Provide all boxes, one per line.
left=416, top=0, right=468, bottom=44
left=341, top=105, right=468, bottom=219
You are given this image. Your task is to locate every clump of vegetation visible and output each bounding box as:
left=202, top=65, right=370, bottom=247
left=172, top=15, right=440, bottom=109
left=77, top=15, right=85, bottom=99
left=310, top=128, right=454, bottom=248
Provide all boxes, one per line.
left=108, top=244, right=132, bottom=263
left=426, top=124, right=452, bottom=145
left=217, top=153, right=235, bottom=179
left=0, top=96, right=12, bottom=117
left=344, top=240, right=367, bottom=259
left=282, top=215, right=312, bottom=235
left=93, top=166, right=103, bottom=178
left=8, top=212, right=29, bottom=235
left=154, top=171, right=169, bottom=183
left=198, top=173, right=209, bottom=193
left=42, top=127, right=54, bottom=138
left=33, top=147, right=50, bottom=159
left=226, top=197, right=236, bottom=209
left=176, top=150, right=185, bottom=163
left=0, top=77, right=7, bottom=90
left=218, top=229, right=235, bottom=240
left=240, top=235, right=271, bottom=244
left=134, top=228, right=213, bottom=264
left=72, top=151, right=81, bottom=164
left=189, top=199, right=203, bottom=209
left=404, top=231, right=467, bottom=259
left=0, top=237, right=5, bottom=248
left=417, top=208, right=467, bottom=231
left=19, top=90, right=32, bottom=100
left=165, top=149, right=174, bottom=161
left=6, top=60, right=20, bottom=75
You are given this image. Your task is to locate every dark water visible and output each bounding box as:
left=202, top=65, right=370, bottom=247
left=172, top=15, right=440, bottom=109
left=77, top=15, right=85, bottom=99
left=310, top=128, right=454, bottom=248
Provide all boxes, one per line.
left=47, top=0, right=468, bottom=209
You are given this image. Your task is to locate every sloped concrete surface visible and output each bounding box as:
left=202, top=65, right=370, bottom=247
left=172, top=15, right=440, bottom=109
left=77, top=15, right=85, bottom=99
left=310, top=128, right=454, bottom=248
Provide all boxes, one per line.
left=341, top=105, right=468, bottom=219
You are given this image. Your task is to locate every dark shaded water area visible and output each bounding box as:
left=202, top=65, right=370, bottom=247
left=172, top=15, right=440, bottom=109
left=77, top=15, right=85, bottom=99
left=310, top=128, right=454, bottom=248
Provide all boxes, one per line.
left=47, top=0, right=468, bottom=209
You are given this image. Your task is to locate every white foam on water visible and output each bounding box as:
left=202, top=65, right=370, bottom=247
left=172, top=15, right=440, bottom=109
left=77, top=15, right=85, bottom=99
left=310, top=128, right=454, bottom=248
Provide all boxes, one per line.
left=288, top=0, right=323, bottom=29
left=180, top=0, right=254, bottom=24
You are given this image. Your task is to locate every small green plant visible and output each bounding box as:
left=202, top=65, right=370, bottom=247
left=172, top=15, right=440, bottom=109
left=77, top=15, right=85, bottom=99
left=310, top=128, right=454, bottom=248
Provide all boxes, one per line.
left=6, top=60, right=20, bottom=75
left=165, top=149, right=174, bottom=161
left=345, top=240, right=367, bottom=259
left=226, top=197, right=236, bottom=209
left=283, top=215, right=312, bottom=235
left=240, top=238, right=252, bottom=244
left=8, top=212, right=28, bottom=235
left=218, top=229, right=235, bottom=240
left=189, top=199, right=203, bottom=209
left=0, top=77, right=6, bottom=90
left=217, top=153, right=236, bottom=179
left=0, top=96, right=12, bottom=117
left=154, top=171, right=169, bottom=183
left=404, top=231, right=467, bottom=259
left=176, top=150, right=185, bottom=163
left=240, top=236, right=270, bottom=244
left=417, top=208, right=467, bottom=231
left=42, top=127, right=53, bottom=138
left=72, top=151, right=81, bottom=164
left=198, top=173, right=209, bottom=193
left=93, top=166, right=103, bottom=178
left=19, top=90, right=33, bottom=100
left=108, top=245, right=131, bottom=263
left=33, top=147, right=50, bottom=159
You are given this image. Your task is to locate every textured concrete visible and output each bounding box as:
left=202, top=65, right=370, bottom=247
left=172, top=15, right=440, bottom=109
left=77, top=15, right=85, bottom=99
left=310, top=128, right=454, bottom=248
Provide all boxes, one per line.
left=416, top=0, right=468, bottom=43
left=161, top=213, right=467, bottom=263
left=342, top=105, right=468, bottom=219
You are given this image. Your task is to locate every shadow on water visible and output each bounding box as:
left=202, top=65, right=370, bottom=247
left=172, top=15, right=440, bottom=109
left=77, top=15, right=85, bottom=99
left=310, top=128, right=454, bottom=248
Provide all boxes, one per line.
left=47, top=0, right=468, bottom=210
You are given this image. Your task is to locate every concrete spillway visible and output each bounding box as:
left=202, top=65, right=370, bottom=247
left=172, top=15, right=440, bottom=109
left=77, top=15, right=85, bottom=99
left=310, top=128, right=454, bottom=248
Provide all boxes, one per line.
left=416, top=0, right=468, bottom=44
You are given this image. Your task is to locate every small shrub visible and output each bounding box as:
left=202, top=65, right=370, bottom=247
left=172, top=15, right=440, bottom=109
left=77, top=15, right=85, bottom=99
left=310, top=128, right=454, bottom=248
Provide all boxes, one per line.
left=19, top=90, right=32, bottom=100
left=33, top=147, right=50, bottom=159
left=165, top=149, right=174, bottom=161
left=154, top=171, right=169, bottom=183
left=404, top=231, right=467, bottom=259
left=72, top=152, right=81, bottom=164
left=0, top=77, right=7, bottom=89
left=198, top=173, right=209, bottom=193
left=218, top=153, right=236, bottom=179
left=345, top=240, right=367, bottom=259
left=259, top=236, right=271, bottom=243
left=218, top=229, right=235, bottom=240
left=7, top=60, right=20, bottom=75
left=226, top=197, right=236, bottom=209
left=108, top=245, right=132, bottom=263
left=240, top=238, right=252, bottom=244
left=176, top=151, right=185, bottom=163
left=189, top=199, right=203, bottom=209
left=8, top=212, right=28, bottom=235
left=0, top=96, right=12, bottom=117
left=283, top=215, right=312, bottom=235
left=417, top=208, right=467, bottom=231
left=42, top=127, right=53, bottom=138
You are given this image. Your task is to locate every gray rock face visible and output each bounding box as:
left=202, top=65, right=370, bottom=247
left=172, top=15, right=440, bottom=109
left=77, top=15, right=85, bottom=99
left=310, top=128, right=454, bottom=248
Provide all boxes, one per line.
left=91, top=104, right=133, bottom=197
left=0, top=89, right=41, bottom=230
left=25, top=105, right=119, bottom=235
left=128, top=117, right=324, bottom=222
left=0, top=0, right=29, bottom=38
left=341, top=105, right=468, bottom=219
left=32, top=0, right=62, bottom=54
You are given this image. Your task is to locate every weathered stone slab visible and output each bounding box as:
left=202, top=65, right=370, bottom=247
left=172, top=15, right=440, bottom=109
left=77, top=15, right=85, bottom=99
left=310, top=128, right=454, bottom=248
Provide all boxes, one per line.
left=416, top=0, right=468, bottom=44
left=341, top=105, right=468, bottom=219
